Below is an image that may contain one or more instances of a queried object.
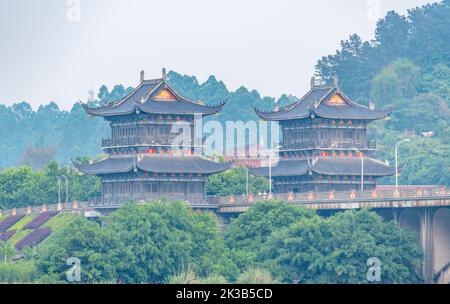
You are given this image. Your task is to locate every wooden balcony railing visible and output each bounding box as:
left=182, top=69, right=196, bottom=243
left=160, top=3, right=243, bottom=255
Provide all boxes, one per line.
left=2, top=186, right=448, bottom=216
left=281, top=140, right=376, bottom=150
left=102, top=136, right=193, bottom=147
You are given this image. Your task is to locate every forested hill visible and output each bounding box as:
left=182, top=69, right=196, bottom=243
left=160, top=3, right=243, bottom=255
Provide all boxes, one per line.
left=0, top=1, right=449, bottom=185
left=315, top=0, right=450, bottom=185
left=0, top=72, right=293, bottom=170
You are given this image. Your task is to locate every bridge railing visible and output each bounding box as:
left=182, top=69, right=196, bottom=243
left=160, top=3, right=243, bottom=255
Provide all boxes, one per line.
left=1, top=186, right=448, bottom=216
left=217, top=186, right=448, bottom=205
left=88, top=194, right=214, bottom=207
left=0, top=201, right=90, bottom=217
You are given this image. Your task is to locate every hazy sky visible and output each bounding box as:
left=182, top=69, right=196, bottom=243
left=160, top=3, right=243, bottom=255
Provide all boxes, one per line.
left=0, top=0, right=436, bottom=110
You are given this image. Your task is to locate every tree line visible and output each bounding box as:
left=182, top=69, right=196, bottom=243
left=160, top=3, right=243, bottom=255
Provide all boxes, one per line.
left=0, top=201, right=422, bottom=284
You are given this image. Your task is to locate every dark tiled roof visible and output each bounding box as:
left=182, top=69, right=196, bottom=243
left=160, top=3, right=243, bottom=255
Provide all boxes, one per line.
left=73, top=157, right=135, bottom=174
left=82, top=76, right=225, bottom=117
left=250, top=156, right=394, bottom=177
left=311, top=157, right=394, bottom=176
left=137, top=155, right=231, bottom=174
left=255, top=85, right=392, bottom=121
left=137, top=98, right=223, bottom=115
left=74, top=155, right=231, bottom=175
left=249, top=159, right=309, bottom=176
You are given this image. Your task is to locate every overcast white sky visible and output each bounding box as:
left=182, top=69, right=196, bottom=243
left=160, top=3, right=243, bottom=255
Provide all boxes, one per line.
left=0, top=0, right=436, bottom=110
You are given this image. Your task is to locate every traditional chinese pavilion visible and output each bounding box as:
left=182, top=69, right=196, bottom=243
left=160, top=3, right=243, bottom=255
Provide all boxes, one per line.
left=251, top=78, right=394, bottom=193
left=75, top=69, right=230, bottom=202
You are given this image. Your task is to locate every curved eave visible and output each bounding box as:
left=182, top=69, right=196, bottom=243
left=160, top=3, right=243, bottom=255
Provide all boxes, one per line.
left=250, top=157, right=394, bottom=178
left=253, top=107, right=310, bottom=121
left=72, top=158, right=135, bottom=175
left=136, top=156, right=232, bottom=175
left=136, top=100, right=226, bottom=116
left=249, top=159, right=310, bottom=177
left=311, top=169, right=394, bottom=177
left=81, top=101, right=136, bottom=117
left=311, top=157, right=395, bottom=177
left=73, top=156, right=232, bottom=176
left=313, top=107, right=393, bottom=121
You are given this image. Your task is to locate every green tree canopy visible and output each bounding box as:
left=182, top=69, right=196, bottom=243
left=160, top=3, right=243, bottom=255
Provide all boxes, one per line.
left=262, top=209, right=422, bottom=283
left=36, top=201, right=237, bottom=283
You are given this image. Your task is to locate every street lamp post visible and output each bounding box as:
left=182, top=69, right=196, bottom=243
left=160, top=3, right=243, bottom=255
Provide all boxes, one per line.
left=360, top=152, right=364, bottom=191
left=245, top=159, right=249, bottom=196
left=395, top=139, right=410, bottom=190
left=268, top=146, right=281, bottom=195
left=62, top=175, right=69, bottom=204
left=56, top=177, right=61, bottom=205
left=269, top=153, right=272, bottom=194
left=354, top=150, right=364, bottom=191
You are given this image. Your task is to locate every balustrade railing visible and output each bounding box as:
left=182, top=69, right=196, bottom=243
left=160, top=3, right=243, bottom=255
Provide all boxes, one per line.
left=89, top=194, right=211, bottom=206
left=102, top=136, right=193, bottom=148
left=281, top=140, right=376, bottom=150
left=1, top=186, right=448, bottom=216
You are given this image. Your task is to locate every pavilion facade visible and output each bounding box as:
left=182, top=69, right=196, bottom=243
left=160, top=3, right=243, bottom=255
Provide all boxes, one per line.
left=251, top=78, right=394, bottom=193
left=75, top=69, right=230, bottom=202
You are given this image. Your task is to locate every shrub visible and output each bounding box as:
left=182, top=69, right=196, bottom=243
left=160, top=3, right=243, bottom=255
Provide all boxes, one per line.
left=24, top=212, right=59, bottom=229
left=0, top=230, right=16, bottom=241
left=15, top=227, right=52, bottom=250
left=0, top=215, right=25, bottom=232
left=236, top=268, right=277, bottom=284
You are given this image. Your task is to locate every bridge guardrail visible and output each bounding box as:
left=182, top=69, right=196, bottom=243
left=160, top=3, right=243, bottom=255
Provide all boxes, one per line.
left=0, top=186, right=448, bottom=216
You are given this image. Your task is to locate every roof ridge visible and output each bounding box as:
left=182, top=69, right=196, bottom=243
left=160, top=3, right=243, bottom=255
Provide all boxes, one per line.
left=142, top=82, right=227, bottom=109
left=313, top=87, right=337, bottom=108
left=140, top=81, right=165, bottom=104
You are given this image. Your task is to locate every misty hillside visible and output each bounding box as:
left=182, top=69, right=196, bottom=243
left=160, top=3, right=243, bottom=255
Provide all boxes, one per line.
left=0, top=1, right=448, bottom=185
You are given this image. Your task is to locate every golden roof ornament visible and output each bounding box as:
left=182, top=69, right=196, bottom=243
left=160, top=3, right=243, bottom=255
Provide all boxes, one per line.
left=310, top=76, right=316, bottom=88
left=162, top=67, right=167, bottom=81
left=332, top=75, right=339, bottom=88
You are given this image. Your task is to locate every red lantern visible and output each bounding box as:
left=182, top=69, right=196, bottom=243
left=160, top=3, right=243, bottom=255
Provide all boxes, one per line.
left=328, top=191, right=335, bottom=199
left=287, top=192, right=294, bottom=201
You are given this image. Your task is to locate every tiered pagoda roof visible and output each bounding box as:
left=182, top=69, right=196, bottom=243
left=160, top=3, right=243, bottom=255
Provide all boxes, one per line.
left=250, top=157, right=394, bottom=177
left=81, top=71, right=225, bottom=117
left=254, top=83, right=392, bottom=121
left=74, top=155, right=231, bottom=176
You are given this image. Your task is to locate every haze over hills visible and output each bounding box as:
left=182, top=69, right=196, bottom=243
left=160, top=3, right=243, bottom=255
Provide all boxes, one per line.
left=0, top=1, right=449, bottom=186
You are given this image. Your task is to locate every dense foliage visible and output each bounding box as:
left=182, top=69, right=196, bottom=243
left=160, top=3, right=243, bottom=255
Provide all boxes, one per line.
left=36, top=202, right=237, bottom=283
left=0, top=201, right=423, bottom=284
left=225, top=202, right=422, bottom=284
left=224, top=201, right=314, bottom=269
left=315, top=1, right=450, bottom=185
left=206, top=168, right=269, bottom=196
left=2, top=2, right=449, bottom=187
left=263, top=209, right=422, bottom=283
left=0, top=161, right=100, bottom=210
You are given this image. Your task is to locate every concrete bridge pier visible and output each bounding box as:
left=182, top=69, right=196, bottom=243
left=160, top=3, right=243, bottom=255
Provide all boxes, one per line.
left=420, top=208, right=434, bottom=283
left=398, top=207, right=450, bottom=284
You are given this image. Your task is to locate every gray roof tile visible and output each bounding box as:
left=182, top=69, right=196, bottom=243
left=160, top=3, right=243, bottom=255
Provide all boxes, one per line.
left=74, top=155, right=231, bottom=175
left=250, top=157, right=394, bottom=177
left=255, top=85, right=392, bottom=121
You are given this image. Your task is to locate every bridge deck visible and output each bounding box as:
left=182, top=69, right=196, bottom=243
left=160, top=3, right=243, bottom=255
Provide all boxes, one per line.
left=1, top=186, right=449, bottom=216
